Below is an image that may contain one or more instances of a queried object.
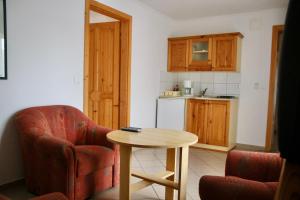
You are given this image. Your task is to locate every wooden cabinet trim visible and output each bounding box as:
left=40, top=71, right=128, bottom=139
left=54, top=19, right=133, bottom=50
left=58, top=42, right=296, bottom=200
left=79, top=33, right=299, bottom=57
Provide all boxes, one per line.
left=168, top=32, right=243, bottom=41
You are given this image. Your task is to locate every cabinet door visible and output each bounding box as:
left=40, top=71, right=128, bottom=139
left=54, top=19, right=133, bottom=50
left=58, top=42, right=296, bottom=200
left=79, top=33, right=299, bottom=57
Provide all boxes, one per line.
left=168, top=40, right=188, bottom=72
left=212, top=36, right=237, bottom=71
left=186, top=99, right=207, bottom=143
left=206, top=101, right=229, bottom=146
left=188, top=37, right=212, bottom=71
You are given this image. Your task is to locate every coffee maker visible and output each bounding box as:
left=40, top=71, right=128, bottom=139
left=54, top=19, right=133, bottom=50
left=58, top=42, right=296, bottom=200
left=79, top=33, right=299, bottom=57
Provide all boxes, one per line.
left=183, top=80, right=194, bottom=96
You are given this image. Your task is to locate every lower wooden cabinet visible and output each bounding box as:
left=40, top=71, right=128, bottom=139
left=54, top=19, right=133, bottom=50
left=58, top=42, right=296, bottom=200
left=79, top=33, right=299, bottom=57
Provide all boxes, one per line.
left=186, top=99, right=238, bottom=150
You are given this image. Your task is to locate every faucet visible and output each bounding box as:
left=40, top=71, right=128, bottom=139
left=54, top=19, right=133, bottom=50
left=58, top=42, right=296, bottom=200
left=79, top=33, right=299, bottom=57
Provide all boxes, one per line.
left=200, top=88, right=208, bottom=97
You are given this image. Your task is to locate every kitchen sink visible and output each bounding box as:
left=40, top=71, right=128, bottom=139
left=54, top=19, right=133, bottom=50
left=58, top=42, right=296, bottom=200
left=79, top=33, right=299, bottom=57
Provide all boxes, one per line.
left=198, top=95, right=236, bottom=99
left=216, top=95, right=236, bottom=99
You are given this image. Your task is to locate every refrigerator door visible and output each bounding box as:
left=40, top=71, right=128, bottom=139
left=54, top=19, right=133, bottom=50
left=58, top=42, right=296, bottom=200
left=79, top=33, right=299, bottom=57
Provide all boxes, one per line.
left=156, top=98, right=186, bottom=130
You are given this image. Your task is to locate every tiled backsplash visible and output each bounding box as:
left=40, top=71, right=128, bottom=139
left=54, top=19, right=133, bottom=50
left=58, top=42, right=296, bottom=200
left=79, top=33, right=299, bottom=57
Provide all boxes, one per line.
left=160, top=71, right=241, bottom=96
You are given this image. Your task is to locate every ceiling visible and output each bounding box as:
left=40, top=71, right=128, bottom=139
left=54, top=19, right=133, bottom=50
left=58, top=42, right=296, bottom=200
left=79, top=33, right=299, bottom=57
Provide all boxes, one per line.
left=138, top=0, right=288, bottom=20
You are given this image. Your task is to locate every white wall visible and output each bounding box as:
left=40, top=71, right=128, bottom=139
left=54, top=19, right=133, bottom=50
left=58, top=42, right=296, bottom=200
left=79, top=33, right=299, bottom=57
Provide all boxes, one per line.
left=0, top=0, right=173, bottom=185
left=0, top=0, right=85, bottom=185
left=170, top=8, right=287, bottom=146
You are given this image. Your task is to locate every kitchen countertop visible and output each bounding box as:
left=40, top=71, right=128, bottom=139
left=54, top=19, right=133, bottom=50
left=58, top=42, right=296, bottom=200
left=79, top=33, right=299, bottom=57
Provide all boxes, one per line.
left=158, top=95, right=238, bottom=101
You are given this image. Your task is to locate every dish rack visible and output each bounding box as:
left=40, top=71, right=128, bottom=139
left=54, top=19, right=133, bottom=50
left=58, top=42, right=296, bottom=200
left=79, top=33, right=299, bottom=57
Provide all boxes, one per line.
left=162, top=91, right=181, bottom=97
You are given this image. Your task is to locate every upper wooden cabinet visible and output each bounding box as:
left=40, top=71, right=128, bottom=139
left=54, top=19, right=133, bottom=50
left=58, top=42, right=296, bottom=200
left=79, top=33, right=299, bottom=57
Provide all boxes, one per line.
left=168, top=40, right=188, bottom=71
left=188, top=37, right=212, bottom=71
left=212, top=35, right=241, bottom=71
left=168, top=32, right=243, bottom=72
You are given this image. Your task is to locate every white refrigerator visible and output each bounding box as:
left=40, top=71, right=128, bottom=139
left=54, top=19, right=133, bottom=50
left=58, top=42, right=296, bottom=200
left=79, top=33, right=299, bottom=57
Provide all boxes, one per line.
left=156, top=98, right=186, bottom=131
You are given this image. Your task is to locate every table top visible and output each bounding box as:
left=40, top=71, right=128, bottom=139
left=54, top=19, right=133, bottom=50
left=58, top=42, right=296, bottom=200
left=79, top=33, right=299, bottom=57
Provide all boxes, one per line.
left=106, top=128, right=198, bottom=148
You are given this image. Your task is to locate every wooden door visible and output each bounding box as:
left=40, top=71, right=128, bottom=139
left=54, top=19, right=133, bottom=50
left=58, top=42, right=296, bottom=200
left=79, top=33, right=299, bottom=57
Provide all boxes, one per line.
left=89, top=22, right=120, bottom=129
left=206, top=101, right=229, bottom=146
left=168, top=40, right=188, bottom=72
left=188, top=37, right=212, bottom=71
left=186, top=99, right=207, bottom=143
left=212, top=36, right=237, bottom=71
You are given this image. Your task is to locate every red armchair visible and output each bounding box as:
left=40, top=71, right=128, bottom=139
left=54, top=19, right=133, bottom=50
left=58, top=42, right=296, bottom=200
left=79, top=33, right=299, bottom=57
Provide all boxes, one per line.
left=199, top=150, right=283, bottom=200
left=15, top=105, right=120, bottom=200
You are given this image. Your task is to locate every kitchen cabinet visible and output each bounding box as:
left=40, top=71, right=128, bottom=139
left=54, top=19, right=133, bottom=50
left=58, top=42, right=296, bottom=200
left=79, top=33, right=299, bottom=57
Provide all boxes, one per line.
left=167, top=32, right=242, bottom=72
left=186, top=98, right=238, bottom=150
left=188, top=37, right=212, bottom=71
left=212, top=35, right=241, bottom=71
left=168, top=39, right=188, bottom=71
left=186, top=99, right=207, bottom=143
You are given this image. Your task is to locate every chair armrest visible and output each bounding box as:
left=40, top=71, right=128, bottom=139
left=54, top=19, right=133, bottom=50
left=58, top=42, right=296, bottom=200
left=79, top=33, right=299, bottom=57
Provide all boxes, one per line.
left=85, top=124, right=116, bottom=150
left=36, top=135, right=75, bottom=159
left=199, top=175, right=277, bottom=200
left=225, top=150, right=282, bottom=182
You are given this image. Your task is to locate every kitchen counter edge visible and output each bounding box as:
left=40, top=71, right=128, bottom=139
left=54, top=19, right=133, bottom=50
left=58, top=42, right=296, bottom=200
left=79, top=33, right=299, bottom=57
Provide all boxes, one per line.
left=158, top=96, right=238, bottom=101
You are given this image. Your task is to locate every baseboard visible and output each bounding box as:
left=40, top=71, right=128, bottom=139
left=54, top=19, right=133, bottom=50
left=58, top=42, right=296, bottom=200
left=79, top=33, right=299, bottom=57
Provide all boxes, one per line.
left=235, top=143, right=265, bottom=152
left=0, top=179, right=25, bottom=190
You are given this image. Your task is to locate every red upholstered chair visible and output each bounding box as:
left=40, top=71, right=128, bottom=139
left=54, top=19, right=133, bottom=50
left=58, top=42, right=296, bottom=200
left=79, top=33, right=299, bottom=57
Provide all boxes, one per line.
left=199, top=150, right=283, bottom=200
left=15, top=105, right=120, bottom=200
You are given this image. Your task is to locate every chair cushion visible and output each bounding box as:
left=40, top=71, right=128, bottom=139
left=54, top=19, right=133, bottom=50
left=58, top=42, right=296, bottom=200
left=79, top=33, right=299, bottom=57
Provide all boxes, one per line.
left=75, top=145, right=115, bottom=177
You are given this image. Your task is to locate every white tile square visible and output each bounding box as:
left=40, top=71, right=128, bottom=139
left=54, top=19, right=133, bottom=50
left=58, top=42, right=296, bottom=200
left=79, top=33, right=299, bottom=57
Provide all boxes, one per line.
left=214, top=72, right=227, bottom=83
left=160, top=82, right=174, bottom=92
left=213, top=83, right=227, bottom=95
left=193, top=82, right=201, bottom=96
left=227, top=73, right=241, bottom=84
left=190, top=72, right=201, bottom=82
left=200, top=72, right=214, bottom=83
left=178, top=72, right=191, bottom=82
left=227, top=83, right=240, bottom=95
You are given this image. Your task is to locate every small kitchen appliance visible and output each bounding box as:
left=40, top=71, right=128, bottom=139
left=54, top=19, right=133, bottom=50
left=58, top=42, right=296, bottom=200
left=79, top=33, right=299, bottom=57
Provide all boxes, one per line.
left=183, top=80, right=194, bottom=96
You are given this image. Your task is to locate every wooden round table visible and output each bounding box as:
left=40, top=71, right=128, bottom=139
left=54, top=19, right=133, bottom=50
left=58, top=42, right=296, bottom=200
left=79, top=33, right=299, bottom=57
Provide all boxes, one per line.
left=107, top=128, right=198, bottom=200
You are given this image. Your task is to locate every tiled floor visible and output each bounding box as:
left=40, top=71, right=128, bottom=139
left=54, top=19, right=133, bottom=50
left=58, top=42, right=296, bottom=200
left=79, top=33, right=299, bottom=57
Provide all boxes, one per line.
left=0, top=148, right=226, bottom=200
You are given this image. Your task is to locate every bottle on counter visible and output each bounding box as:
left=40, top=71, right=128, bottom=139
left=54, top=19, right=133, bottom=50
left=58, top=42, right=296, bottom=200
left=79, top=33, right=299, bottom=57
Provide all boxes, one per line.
left=173, top=84, right=179, bottom=91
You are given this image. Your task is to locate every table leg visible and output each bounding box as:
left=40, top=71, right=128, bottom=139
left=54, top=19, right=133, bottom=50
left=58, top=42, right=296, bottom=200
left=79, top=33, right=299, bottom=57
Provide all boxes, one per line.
left=119, top=145, right=132, bottom=200
left=178, top=147, right=189, bottom=200
left=165, top=148, right=176, bottom=200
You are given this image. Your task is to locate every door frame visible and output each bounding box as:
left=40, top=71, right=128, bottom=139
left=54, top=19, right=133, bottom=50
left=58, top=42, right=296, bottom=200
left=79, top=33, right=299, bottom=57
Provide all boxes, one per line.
left=265, top=25, right=284, bottom=151
left=84, top=0, right=132, bottom=127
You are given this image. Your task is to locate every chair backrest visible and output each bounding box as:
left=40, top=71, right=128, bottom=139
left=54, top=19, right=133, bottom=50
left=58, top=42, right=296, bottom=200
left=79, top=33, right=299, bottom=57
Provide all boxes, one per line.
left=225, top=150, right=283, bottom=182
left=15, top=105, right=90, bottom=144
